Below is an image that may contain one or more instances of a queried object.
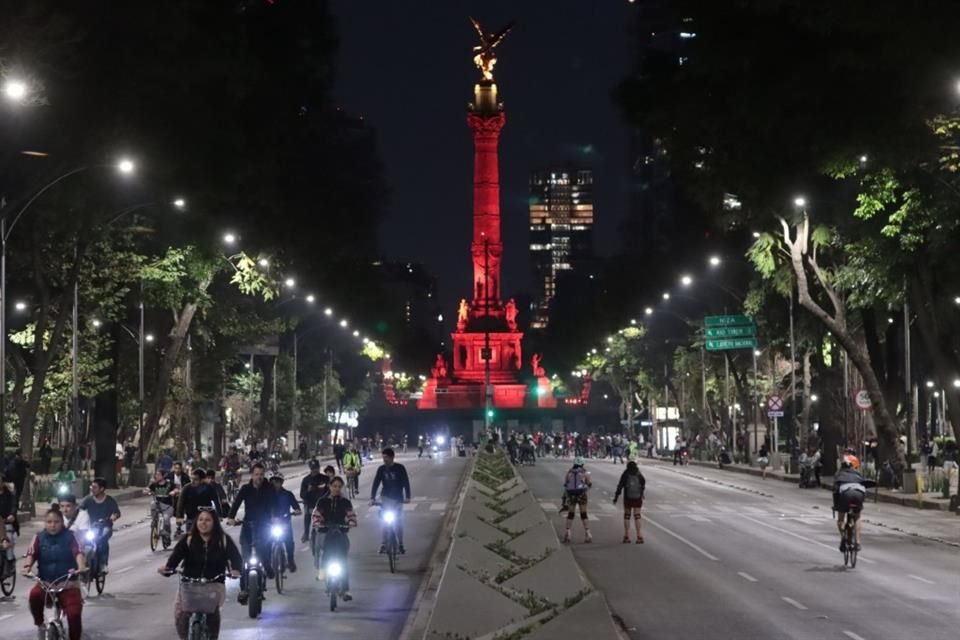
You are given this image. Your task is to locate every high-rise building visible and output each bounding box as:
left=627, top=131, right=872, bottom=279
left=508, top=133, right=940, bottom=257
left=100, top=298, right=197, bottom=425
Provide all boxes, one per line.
left=529, top=169, right=595, bottom=329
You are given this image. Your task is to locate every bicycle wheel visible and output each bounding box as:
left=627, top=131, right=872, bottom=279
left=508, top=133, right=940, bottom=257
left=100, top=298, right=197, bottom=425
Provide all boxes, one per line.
left=187, top=613, right=206, bottom=640
left=311, top=529, right=323, bottom=571
left=247, top=572, right=262, bottom=618
left=95, top=569, right=106, bottom=595
left=0, top=557, right=15, bottom=596
left=150, top=522, right=160, bottom=552
left=273, top=544, right=286, bottom=594
left=388, top=531, right=397, bottom=574
left=45, top=622, right=63, bottom=640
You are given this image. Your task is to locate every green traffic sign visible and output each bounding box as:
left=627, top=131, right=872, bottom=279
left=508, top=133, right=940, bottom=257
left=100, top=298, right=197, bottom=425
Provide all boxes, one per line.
left=705, top=325, right=756, bottom=339
left=705, top=337, right=758, bottom=351
left=704, top=314, right=753, bottom=327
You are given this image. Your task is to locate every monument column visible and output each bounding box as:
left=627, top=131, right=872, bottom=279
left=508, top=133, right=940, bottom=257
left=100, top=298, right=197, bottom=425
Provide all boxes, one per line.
left=468, top=82, right=506, bottom=316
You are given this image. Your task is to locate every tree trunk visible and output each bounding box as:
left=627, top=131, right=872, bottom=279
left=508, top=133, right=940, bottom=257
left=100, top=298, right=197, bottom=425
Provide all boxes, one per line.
left=137, top=300, right=199, bottom=464
left=800, top=349, right=813, bottom=444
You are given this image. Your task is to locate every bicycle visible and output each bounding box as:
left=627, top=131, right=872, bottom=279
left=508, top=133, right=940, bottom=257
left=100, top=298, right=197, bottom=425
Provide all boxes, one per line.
left=837, top=505, right=862, bottom=568
left=320, top=526, right=351, bottom=611
left=26, top=570, right=87, bottom=640
left=162, top=569, right=236, bottom=640
left=345, top=470, right=359, bottom=500
left=149, top=499, right=172, bottom=552
left=1, top=522, right=16, bottom=596
left=82, top=520, right=109, bottom=595
left=222, top=473, right=239, bottom=506
left=269, top=522, right=287, bottom=594
left=235, top=520, right=267, bottom=619
left=372, top=502, right=400, bottom=574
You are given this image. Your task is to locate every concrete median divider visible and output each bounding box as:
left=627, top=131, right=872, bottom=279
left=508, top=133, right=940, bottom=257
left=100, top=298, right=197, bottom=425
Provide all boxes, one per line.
left=417, top=449, right=623, bottom=640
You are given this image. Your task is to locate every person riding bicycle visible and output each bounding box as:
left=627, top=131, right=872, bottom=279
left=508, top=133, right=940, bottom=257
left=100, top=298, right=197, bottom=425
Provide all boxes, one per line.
left=0, top=473, right=18, bottom=576
left=343, top=445, right=362, bottom=493
left=833, top=456, right=867, bottom=552
left=269, top=474, right=301, bottom=573
left=159, top=509, right=242, bottom=640
left=220, top=448, right=243, bottom=486
left=176, top=468, right=219, bottom=534
left=145, top=469, right=176, bottom=540
left=79, top=478, right=121, bottom=573
left=842, top=447, right=861, bottom=471
left=312, top=476, right=358, bottom=599
left=299, top=460, right=329, bottom=543
left=23, top=507, right=87, bottom=640
left=227, top=462, right=278, bottom=604
left=370, top=448, right=411, bottom=555
left=204, top=469, right=230, bottom=517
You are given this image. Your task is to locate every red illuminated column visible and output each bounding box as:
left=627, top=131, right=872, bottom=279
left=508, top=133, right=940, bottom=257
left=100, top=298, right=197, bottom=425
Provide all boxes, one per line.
left=467, top=92, right=505, bottom=315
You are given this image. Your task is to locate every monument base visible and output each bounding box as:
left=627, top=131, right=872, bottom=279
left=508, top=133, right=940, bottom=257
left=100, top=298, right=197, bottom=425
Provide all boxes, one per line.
left=419, top=380, right=528, bottom=410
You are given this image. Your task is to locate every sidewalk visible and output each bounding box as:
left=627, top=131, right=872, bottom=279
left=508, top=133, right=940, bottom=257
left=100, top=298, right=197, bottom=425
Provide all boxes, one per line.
left=656, top=454, right=955, bottom=512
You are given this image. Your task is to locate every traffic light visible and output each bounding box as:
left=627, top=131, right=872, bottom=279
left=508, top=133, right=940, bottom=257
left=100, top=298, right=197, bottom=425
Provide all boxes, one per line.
left=486, top=409, right=495, bottom=419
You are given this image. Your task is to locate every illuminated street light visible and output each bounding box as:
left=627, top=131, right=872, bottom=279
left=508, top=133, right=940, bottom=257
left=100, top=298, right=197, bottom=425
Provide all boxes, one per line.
left=645, top=307, right=653, bottom=316
left=258, top=258, right=269, bottom=268
left=353, top=330, right=360, bottom=337
left=934, top=391, right=941, bottom=398
left=607, top=336, right=614, bottom=343
left=591, top=348, right=597, bottom=354
left=752, top=231, right=761, bottom=239
left=284, top=277, right=295, bottom=289
left=811, top=394, right=819, bottom=403
left=363, top=338, right=370, bottom=344
left=793, top=196, right=807, bottom=208
left=681, top=275, right=693, bottom=286
left=306, top=294, right=315, bottom=303
left=662, top=293, right=670, bottom=300
left=3, top=79, right=27, bottom=101
left=709, top=256, right=721, bottom=267
left=14, top=301, right=26, bottom=312
left=223, top=232, right=237, bottom=245
left=145, top=333, right=155, bottom=343
left=244, top=362, right=251, bottom=369
left=926, top=380, right=935, bottom=388
left=953, top=379, right=960, bottom=388
left=754, top=350, right=762, bottom=357
left=91, top=319, right=102, bottom=328
left=172, top=198, right=186, bottom=209
left=324, top=308, right=333, bottom=316
left=954, top=296, right=960, bottom=305
left=630, top=318, right=637, bottom=325
left=859, top=154, right=868, bottom=164
left=339, top=319, right=348, bottom=328
left=117, top=158, right=136, bottom=175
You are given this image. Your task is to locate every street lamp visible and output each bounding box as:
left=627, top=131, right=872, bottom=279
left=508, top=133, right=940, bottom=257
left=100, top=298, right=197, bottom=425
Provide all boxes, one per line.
left=117, top=158, right=136, bottom=175
left=645, top=307, right=653, bottom=316
left=14, top=301, right=26, bottom=312
left=926, top=380, right=935, bottom=388
left=662, top=293, right=670, bottom=300
left=794, top=196, right=807, bottom=208
left=257, top=257, right=269, bottom=268
left=172, top=198, right=186, bottom=210
left=324, top=308, right=333, bottom=316
left=709, top=256, right=721, bottom=267
left=222, top=232, right=237, bottom=245
left=305, top=294, right=315, bottom=303
left=284, top=277, right=295, bottom=289
left=339, top=319, right=348, bottom=328
left=680, top=275, right=693, bottom=286
left=3, top=79, right=27, bottom=102
left=145, top=333, right=155, bottom=343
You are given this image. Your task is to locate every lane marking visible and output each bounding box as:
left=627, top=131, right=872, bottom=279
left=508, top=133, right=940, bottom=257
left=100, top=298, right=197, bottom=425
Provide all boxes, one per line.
left=643, top=515, right=719, bottom=561
left=0, top=614, right=13, bottom=622
left=781, top=596, right=807, bottom=610
left=687, top=515, right=711, bottom=523
left=740, top=515, right=875, bottom=564
left=908, top=574, right=935, bottom=585
left=429, top=502, right=448, bottom=511
left=402, top=503, right=417, bottom=511
left=843, top=631, right=866, bottom=640
left=115, top=566, right=134, bottom=574
left=539, top=502, right=558, bottom=511
left=737, top=571, right=758, bottom=582
left=657, top=504, right=677, bottom=512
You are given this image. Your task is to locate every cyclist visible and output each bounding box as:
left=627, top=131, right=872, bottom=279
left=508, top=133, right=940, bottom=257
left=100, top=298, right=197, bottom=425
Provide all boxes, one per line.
left=561, top=457, right=593, bottom=544
left=79, top=478, right=121, bottom=573
left=159, top=509, right=242, bottom=639
left=312, top=476, right=358, bottom=598
left=220, top=447, right=243, bottom=488
left=299, top=460, right=328, bottom=543
left=833, top=456, right=867, bottom=552
left=204, top=469, right=230, bottom=517
left=333, top=442, right=346, bottom=473
left=843, top=447, right=861, bottom=471
left=227, top=462, right=277, bottom=604
left=58, top=495, right=89, bottom=535
left=343, top=444, right=362, bottom=496
left=23, top=508, right=87, bottom=640
left=0, top=473, right=18, bottom=576
left=145, top=469, right=175, bottom=541
left=176, top=469, right=218, bottom=533
left=269, top=474, right=301, bottom=573
left=370, top=448, right=411, bottom=555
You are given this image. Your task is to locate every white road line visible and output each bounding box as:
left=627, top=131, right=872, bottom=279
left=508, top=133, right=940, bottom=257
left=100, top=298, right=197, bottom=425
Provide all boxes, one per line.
left=843, top=631, right=867, bottom=640
left=115, top=566, right=134, bottom=574
left=539, top=502, right=558, bottom=511
left=0, top=614, right=13, bottom=622
left=908, top=574, right=935, bottom=585
left=429, top=502, right=447, bottom=511
left=740, top=515, right=875, bottom=564
left=643, top=515, right=719, bottom=561
left=712, top=505, right=736, bottom=513
left=737, top=571, right=758, bottom=582
left=657, top=504, right=677, bottom=511
left=781, top=596, right=808, bottom=610
left=402, top=503, right=417, bottom=511
left=689, top=504, right=710, bottom=513
left=599, top=502, right=617, bottom=512
left=687, top=515, right=711, bottom=522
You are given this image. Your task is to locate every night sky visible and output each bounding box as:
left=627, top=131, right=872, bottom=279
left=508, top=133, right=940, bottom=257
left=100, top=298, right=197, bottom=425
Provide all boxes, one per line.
left=331, top=1, right=634, bottom=321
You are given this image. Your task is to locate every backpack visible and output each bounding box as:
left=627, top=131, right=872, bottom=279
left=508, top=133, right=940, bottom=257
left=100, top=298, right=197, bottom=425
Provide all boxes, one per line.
left=564, top=468, right=587, bottom=494
left=624, top=473, right=644, bottom=500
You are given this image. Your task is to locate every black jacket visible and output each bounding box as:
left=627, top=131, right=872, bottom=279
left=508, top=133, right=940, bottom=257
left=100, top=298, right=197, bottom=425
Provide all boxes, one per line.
left=370, top=463, right=411, bottom=502
left=299, top=473, right=329, bottom=509
left=614, top=470, right=646, bottom=501
left=176, top=483, right=220, bottom=520
left=165, top=531, right=243, bottom=582
left=274, top=488, right=301, bottom=519
left=229, top=481, right=277, bottom=525
left=0, top=489, right=19, bottom=535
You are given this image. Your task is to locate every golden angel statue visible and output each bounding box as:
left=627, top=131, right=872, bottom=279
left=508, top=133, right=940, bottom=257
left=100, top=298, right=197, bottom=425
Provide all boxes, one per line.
left=470, top=16, right=514, bottom=81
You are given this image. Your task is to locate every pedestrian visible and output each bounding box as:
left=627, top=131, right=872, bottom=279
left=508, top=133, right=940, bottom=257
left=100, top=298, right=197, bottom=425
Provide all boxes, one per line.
left=561, top=457, right=592, bottom=544
left=39, top=439, right=53, bottom=475
left=7, top=450, right=30, bottom=508
left=613, top=461, right=646, bottom=543
left=758, top=440, right=770, bottom=479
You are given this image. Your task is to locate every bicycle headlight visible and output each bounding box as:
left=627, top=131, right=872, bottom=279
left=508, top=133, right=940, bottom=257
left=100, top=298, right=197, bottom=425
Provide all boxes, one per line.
left=248, top=557, right=258, bottom=566
left=436, top=436, right=446, bottom=446
left=326, top=561, right=343, bottom=578
left=58, top=484, right=68, bottom=495
left=85, top=530, right=96, bottom=542
left=271, top=525, right=283, bottom=539
left=383, top=511, right=396, bottom=524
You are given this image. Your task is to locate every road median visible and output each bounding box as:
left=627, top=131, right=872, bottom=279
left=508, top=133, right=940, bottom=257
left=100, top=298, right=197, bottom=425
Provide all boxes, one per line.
left=419, top=449, right=623, bottom=640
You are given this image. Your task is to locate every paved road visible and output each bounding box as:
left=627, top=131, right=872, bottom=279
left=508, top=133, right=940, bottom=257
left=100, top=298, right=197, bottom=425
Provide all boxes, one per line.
left=1, top=452, right=466, bottom=639
left=520, top=456, right=960, bottom=640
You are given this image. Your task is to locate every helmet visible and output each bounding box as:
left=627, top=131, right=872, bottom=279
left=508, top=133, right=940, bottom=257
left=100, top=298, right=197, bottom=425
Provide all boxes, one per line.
left=573, top=456, right=584, bottom=467
left=270, top=473, right=285, bottom=482
left=840, top=457, right=853, bottom=470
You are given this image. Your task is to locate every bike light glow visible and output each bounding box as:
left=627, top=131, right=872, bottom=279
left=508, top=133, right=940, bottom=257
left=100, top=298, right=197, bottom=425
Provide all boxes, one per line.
left=58, top=484, right=68, bottom=495
left=271, top=525, right=283, bottom=538
left=85, top=531, right=96, bottom=542
left=383, top=511, right=396, bottom=524
left=248, top=557, right=258, bottom=566
left=436, top=436, right=446, bottom=445
left=326, top=561, right=343, bottom=578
